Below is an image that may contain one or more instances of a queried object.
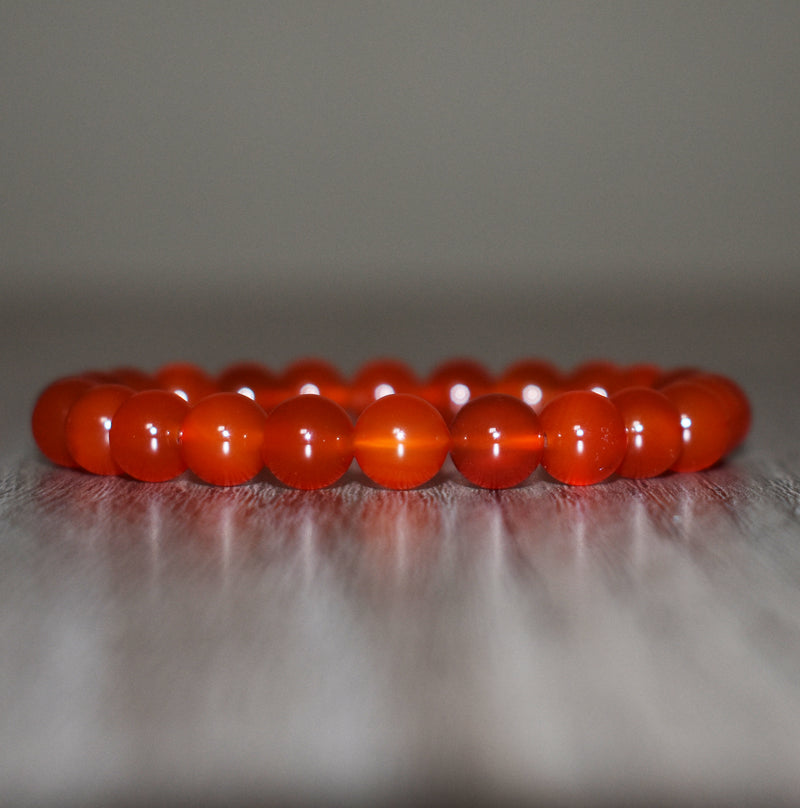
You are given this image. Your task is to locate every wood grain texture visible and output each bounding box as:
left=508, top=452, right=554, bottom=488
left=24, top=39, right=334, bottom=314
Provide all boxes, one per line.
left=1, top=298, right=799, bottom=806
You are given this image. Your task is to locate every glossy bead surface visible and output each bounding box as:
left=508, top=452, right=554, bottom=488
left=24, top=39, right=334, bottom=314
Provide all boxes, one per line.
left=423, top=359, right=493, bottom=420
left=611, top=387, right=683, bottom=478
left=450, top=394, right=544, bottom=489
left=155, top=362, right=218, bottom=404
left=354, top=394, right=450, bottom=489
left=661, top=380, right=732, bottom=472
left=109, top=390, right=190, bottom=482
left=278, top=358, right=349, bottom=410
left=540, top=391, right=627, bottom=485
left=216, top=361, right=276, bottom=402
left=263, top=395, right=354, bottom=489
left=692, top=373, right=751, bottom=452
left=495, top=359, right=563, bottom=412
left=65, top=384, right=134, bottom=475
left=31, top=376, right=95, bottom=467
left=568, top=359, right=624, bottom=397
left=349, top=359, right=418, bottom=415
left=181, top=393, right=267, bottom=486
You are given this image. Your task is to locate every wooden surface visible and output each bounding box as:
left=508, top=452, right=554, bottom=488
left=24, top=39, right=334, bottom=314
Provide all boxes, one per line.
left=1, top=296, right=799, bottom=806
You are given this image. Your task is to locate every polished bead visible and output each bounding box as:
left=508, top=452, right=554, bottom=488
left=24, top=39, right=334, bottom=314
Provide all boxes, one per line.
left=263, top=395, right=354, bottom=489
left=109, top=367, right=155, bottom=391
left=611, top=387, right=683, bottom=478
left=691, top=373, right=751, bottom=452
left=567, top=359, right=624, bottom=397
left=618, top=363, right=662, bottom=390
left=216, top=361, right=276, bottom=402
left=109, top=390, right=190, bottom=482
left=278, top=358, right=349, bottom=410
left=181, top=392, right=267, bottom=486
left=354, top=394, right=450, bottom=489
left=155, top=362, right=218, bottom=404
left=423, top=359, right=493, bottom=420
left=661, top=380, right=732, bottom=472
left=494, top=359, right=563, bottom=411
left=65, top=384, right=134, bottom=475
left=450, top=394, right=544, bottom=489
left=349, top=359, right=418, bottom=415
left=31, top=376, right=95, bottom=467
left=539, top=391, right=627, bottom=485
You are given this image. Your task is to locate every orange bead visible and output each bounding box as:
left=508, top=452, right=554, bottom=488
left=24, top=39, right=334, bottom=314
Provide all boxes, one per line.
left=567, top=359, right=624, bottom=397
left=31, top=376, right=95, bottom=467
left=278, top=358, right=349, bottom=410
left=495, top=359, right=563, bottom=411
left=65, top=384, right=134, bottom=475
left=691, top=373, right=751, bottom=452
left=354, top=394, right=450, bottom=489
left=540, top=391, right=627, bottom=485
left=423, top=359, right=493, bottom=420
left=263, top=395, right=354, bottom=489
left=618, top=363, right=662, bottom=389
left=181, top=392, right=267, bottom=486
left=661, top=380, right=732, bottom=472
left=216, top=361, right=276, bottom=401
left=611, top=387, right=682, bottom=478
left=450, top=394, right=544, bottom=489
left=109, top=390, right=190, bottom=482
left=155, top=361, right=218, bottom=404
left=109, top=367, right=155, bottom=391
left=349, top=358, right=418, bottom=415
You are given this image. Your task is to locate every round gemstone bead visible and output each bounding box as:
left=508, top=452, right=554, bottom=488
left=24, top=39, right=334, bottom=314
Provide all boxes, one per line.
left=618, top=363, right=662, bottom=390
left=263, top=395, right=354, bottom=489
left=109, top=390, right=190, bottom=482
left=349, top=359, right=418, bottom=416
left=450, top=394, right=544, bottom=489
left=216, top=361, right=276, bottom=402
left=539, top=390, right=627, bottom=485
left=567, top=359, right=624, bottom=397
left=660, top=380, right=732, bottom=472
left=610, top=387, right=683, bottom=478
left=691, top=373, right=751, bottom=452
left=181, top=392, right=267, bottom=486
left=494, top=359, right=563, bottom=412
left=354, top=394, right=450, bottom=489
left=155, top=362, right=218, bottom=404
left=31, top=376, right=95, bottom=467
left=276, top=358, right=349, bottom=410
left=423, top=359, right=493, bottom=421
left=65, top=384, right=134, bottom=475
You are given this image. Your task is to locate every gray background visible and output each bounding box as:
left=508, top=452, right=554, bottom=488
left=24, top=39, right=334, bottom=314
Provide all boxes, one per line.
left=3, top=4, right=800, bottom=806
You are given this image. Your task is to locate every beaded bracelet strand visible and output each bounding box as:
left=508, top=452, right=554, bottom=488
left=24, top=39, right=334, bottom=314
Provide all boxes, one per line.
left=31, top=358, right=751, bottom=490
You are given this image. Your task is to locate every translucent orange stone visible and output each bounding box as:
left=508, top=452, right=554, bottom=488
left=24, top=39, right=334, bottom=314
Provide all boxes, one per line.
left=109, top=390, right=190, bottom=482
left=263, top=395, right=354, bottom=489
left=494, top=359, right=563, bottom=412
left=539, top=391, right=627, bottom=485
left=216, top=361, right=276, bottom=402
left=450, top=394, right=544, bottom=489
left=567, top=359, right=625, bottom=397
left=423, top=359, right=493, bottom=421
left=181, top=392, right=267, bottom=486
left=277, top=358, right=349, bottom=410
left=65, top=384, right=134, bottom=475
left=610, top=387, right=683, bottom=478
left=349, top=359, right=418, bottom=416
left=154, top=362, right=218, bottom=404
left=617, top=363, right=662, bottom=390
left=31, top=376, right=95, bottom=467
left=691, top=373, right=751, bottom=452
left=661, top=380, right=732, bottom=472
left=354, top=394, right=450, bottom=489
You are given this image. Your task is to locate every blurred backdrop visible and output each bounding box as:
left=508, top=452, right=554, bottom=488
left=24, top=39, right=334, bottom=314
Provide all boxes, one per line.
left=2, top=2, right=799, bottom=452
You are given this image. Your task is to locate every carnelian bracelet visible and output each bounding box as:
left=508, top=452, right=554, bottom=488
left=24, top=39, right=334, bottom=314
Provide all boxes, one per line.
left=31, top=358, right=751, bottom=490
